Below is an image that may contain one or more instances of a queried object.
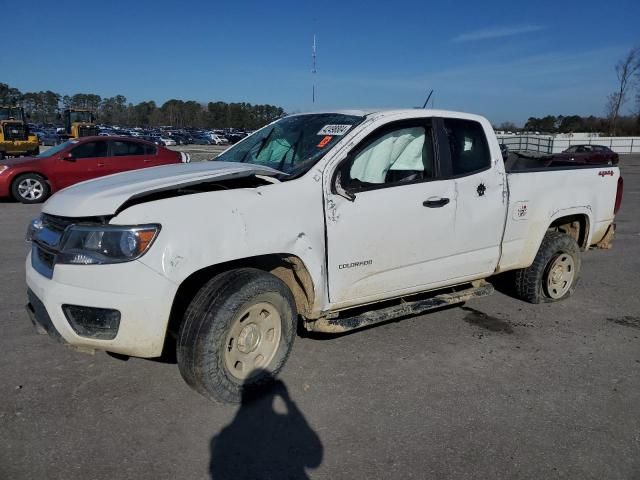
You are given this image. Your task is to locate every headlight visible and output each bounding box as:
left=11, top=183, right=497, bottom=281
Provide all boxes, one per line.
left=58, top=224, right=160, bottom=265
left=0, top=165, right=9, bottom=175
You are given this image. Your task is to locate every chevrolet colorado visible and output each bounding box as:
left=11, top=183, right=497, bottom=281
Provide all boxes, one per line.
left=25, top=109, right=623, bottom=402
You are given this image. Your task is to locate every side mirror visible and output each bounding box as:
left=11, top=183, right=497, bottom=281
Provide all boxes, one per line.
left=333, top=160, right=356, bottom=202
left=62, top=152, right=76, bottom=162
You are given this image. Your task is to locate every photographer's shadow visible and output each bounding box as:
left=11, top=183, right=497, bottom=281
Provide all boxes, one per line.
left=209, top=372, right=323, bottom=479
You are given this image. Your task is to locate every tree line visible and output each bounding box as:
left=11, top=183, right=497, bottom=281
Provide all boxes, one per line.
left=0, top=82, right=285, bottom=129
left=497, top=114, right=639, bottom=135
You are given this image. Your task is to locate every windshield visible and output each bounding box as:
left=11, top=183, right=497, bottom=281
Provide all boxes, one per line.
left=0, top=107, right=23, bottom=121
left=68, top=111, right=93, bottom=123
left=37, top=140, right=76, bottom=158
left=214, top=113, right=364, bottom=177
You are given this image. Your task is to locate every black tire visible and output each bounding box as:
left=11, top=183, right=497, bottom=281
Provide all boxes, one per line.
left=11, top=173, right=50, bottom=204
left=514, top=231, right=581, bottom=304
left=177, top=268, right=297, bottom=403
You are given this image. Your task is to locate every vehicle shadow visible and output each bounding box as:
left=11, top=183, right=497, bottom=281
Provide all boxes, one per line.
left=486, top=271, right=519, bottom=299
left=209, top=372, right=323, bottom=479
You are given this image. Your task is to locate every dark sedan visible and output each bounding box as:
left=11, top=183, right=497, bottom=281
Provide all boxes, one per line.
left=551, top=144, right=619, bottom=166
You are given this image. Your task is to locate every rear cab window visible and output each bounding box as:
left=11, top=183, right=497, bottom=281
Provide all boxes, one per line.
left=441, top=118, right=491, bottom=176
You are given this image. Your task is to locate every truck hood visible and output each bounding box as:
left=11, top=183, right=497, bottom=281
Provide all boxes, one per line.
left=42, top=161, right=282, bottom=217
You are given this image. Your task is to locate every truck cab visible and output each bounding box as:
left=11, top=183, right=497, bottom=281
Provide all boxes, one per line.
left=62, top=109, right=98, bottom=139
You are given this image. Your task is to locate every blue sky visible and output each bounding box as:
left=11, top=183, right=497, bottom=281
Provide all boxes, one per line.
left=2, top=0, right=639, bottom=125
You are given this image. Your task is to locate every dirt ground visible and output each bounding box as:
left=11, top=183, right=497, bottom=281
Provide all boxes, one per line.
left=0, top=156, right=639, bottom=479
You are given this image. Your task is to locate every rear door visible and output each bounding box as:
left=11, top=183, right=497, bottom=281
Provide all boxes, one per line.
left=438, top=117, right=507, bottom=276
left=57, top=140, right=109, bottom=188
left=107, top=140, right=152, bottom=174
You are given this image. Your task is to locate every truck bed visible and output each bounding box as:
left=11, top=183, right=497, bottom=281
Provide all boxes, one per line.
left=497, top=161, right=620, bottom=272
left=505, top=152, right=611, bottom=172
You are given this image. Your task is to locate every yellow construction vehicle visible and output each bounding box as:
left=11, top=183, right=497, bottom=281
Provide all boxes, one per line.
left=0, top=105, right=39, bottom=159
left=61, top=109, right=98, bottom=139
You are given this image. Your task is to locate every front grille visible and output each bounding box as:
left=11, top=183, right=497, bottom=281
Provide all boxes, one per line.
left=41, top=213, right=76, bottom=235
left=77, top=125, right=98, bottom=137
left=32, top=214, right=109, bottom=278
left=2, top=122, right=27, bottom=141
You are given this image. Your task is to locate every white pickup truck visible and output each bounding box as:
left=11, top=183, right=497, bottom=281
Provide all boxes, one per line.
left=25, top=109, right=623, bottom=402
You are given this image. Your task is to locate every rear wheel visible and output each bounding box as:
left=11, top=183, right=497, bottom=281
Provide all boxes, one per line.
left=177, top=268, right=297, bottom=403
left=11, top=173, right=50, bottom=204
left=514, top=231, right=581, bottom=303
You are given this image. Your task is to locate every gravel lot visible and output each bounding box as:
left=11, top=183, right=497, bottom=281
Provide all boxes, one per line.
left=1, top=156, right=639, bottom=479
left=169, top=144, right=228, bottom=162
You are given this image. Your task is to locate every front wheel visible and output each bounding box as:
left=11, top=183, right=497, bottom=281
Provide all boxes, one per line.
left=177, top=268, right=297, bottom=403
left=514, top=231, right=581, bottom=304
left=11, top=173, right=50, bottom=204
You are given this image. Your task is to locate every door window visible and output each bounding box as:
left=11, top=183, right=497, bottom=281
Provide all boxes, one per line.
left=442, top=119, right=491, bottom=176
left=143, top=144, right=157, bottom=155
left=111, top=141, right=146, bottom=157
left=70, top=141, right=108, bottom=159
left=342, top=123, right=435, bottom=191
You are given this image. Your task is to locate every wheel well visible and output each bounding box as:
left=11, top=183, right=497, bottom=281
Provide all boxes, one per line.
left=548, top=214, right=589, bottom=250
left=10, top=171, right=49, bottom=186
left=166, top=254, right=316, bottom=338
left=9, top=172, right=50, bottom=199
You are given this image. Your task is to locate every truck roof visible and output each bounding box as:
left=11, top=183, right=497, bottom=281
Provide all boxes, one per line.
left=289, top=108, right=488, bottom=123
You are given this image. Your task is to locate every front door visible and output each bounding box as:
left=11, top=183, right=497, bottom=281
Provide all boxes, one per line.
left=57, top=140, right=109, bottom=189
left=325, top=119, right=461, bottom=306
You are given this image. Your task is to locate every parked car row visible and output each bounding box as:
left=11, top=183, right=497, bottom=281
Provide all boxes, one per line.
left=95, top=126, right=247, bottom=146
left=25, top=122, right=253, bottom=148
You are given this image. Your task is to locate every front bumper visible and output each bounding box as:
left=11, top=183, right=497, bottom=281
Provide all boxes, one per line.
left=0, top=174, right=10, bottom=198
left=25, top=252, right=178, bottom=357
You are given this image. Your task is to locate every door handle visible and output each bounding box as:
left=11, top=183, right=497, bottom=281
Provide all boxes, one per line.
left=423, top=197, right=450, bottom=208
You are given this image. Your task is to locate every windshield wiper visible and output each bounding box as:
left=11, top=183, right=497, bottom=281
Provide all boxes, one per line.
left=276, top=130, right=303, bottom=172
left=240, top=127, right=275, bottom=164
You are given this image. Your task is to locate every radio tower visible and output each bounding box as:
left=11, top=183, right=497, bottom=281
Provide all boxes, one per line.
left=312, top=34, right=317, bottom=104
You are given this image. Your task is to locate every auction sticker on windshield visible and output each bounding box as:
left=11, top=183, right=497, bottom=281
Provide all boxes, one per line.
left=317, top=125, right=352, bottom=136
left=317, top=135, right=333, bottom=148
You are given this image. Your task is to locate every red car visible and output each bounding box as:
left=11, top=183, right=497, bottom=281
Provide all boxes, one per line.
left=0, top=136, right=189, bottom=203
left=549, top=144, right=619, bottom=166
